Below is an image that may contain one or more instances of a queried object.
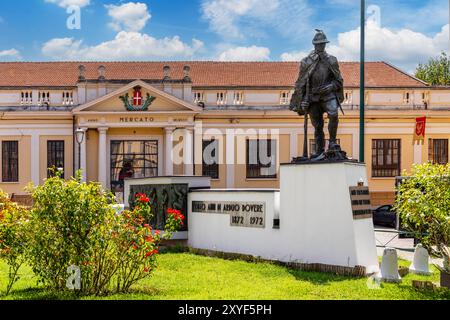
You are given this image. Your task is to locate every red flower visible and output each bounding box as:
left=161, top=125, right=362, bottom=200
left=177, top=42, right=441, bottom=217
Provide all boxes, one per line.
left=145, top=249, right=158, bottom=257
left=143, top=267, right=149, bottom=273
left=145, top=236, right=153, bottom=243
left=136, top=193, right=150, bottom=203
left=155, top=230, right=161, bottom=236
left=167, top=208, right=185, bottom=225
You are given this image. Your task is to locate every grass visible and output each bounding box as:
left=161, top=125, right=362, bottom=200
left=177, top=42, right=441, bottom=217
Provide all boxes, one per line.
left=0, top=252, right=449, bottom=300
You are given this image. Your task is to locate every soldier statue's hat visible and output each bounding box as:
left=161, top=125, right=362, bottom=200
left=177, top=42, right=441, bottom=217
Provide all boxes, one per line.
left=312, top=29, right=329, bottom=44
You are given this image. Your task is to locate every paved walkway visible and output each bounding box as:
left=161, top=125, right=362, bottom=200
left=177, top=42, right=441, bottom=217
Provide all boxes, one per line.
left=374, top=227, right=443, bottom=266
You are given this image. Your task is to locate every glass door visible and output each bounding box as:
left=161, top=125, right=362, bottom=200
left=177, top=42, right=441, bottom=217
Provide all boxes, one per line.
left=110, top=140, right=158, bottom=194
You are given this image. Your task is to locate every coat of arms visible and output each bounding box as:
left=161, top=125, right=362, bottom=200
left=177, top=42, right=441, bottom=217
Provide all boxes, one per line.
left=120, top=86, right=156, bottom=111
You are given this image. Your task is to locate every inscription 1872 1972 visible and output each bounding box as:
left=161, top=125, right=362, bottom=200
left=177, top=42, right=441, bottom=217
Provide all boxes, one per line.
left=192, top=201, right=266, bottom=229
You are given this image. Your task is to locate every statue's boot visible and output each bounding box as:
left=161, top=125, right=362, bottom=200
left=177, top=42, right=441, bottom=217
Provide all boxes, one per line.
left=311, top=151, right=326, bottom=162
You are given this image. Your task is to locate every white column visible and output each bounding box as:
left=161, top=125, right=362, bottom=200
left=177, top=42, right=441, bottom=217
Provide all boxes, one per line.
left=225, top=129, right=235, bottom=188
left=413, top=143, right=423, bottom=164
left=164, top=127, right=175, bottom=176
left=31, top=134, right=40, bottom=185
left=184, top=127, right=194, bottom=176
left=98, top=127, right=108, bottom=189
left=290, top=132, right=298, bottom=160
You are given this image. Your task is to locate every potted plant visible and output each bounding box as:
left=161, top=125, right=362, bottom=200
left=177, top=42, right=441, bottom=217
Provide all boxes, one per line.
left=395, top=163, right=450, bottom=288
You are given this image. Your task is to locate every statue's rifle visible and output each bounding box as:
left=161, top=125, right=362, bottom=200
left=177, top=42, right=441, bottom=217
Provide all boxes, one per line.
left=302, top=77, right=310, bottom=158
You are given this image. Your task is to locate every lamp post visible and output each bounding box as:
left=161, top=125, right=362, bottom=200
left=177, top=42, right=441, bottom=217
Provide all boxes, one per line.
left=75, top=128, right=85, bottom=172
left=360, top=0, right=366, bottom=163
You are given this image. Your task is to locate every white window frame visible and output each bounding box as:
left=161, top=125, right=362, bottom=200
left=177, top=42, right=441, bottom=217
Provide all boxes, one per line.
left=217, top=92, right=227, bottom=105
left=403, top=91, right=411, bottom=104
left=38, top=91, right=50, bottom=105
left=62, top=91, right=74, bottom=105
left=193, top=92, right=204, bottom=104
left=344, top=91, right=353, bottom=105
left=280, top=91, right=290, bottom=105
left=233, top=91, right=244, bottom=105
left=421, top=91, right=430, bottom=104
left=20, top=91, right=33, bottom=105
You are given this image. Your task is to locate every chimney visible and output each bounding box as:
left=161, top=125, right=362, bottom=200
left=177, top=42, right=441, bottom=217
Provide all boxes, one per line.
left=183, top=65, right=191, bottom=82
left=78, top=65, right=86, bottom=81
left=98, top=65, right=106, bottom=81
left=163, top=65, right=171, bottom=80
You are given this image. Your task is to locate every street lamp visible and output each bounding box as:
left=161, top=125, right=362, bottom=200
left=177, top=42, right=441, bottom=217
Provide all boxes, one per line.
left=360, top=0, right=366, bottom=163
left=75, top=128, right=85, bottom=171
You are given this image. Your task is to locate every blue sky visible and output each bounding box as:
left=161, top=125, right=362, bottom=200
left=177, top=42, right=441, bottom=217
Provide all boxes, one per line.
left=0, top=0, right=448, bottom=72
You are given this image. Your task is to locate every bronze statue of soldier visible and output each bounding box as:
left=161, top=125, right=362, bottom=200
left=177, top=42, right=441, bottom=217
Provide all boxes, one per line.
left=290, top=29, right=348, bottom=162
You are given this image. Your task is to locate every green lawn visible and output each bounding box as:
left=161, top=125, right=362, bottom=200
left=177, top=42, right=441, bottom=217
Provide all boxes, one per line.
left=0, top=252, right=449, bottom=300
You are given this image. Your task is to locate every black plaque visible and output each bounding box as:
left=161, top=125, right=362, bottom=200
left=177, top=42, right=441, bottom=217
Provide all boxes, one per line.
left=349, top=186, right=372, bottom=220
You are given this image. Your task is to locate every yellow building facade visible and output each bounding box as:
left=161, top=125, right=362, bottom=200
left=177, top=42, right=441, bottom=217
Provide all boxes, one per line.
left=0, top=61, right=448, bottom=206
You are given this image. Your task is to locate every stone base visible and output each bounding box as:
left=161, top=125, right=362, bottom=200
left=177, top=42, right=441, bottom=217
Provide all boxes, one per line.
left=279, top=162, right=379, bottom=274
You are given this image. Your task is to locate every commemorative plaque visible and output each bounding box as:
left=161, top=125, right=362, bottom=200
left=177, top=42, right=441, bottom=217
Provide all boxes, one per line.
left=192, top=201, right=266, bottom=229
left=349, top=186, right=372, bottom=219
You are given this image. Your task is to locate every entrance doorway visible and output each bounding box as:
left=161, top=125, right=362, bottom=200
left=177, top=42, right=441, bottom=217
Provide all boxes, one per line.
left=110, top=140, right=159, bottom=195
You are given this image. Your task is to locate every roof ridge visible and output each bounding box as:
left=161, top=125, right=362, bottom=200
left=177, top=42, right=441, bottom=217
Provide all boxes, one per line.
left=0, top=60, right=387, bottom=64
left=381, top=61, right=429, bottom=86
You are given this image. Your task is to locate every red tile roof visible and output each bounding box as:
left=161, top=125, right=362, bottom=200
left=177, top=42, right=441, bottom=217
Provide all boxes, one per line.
left=0, top=61, right=428, bottom=88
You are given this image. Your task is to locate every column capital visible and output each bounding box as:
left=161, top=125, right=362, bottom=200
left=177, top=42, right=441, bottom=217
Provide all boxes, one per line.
left=165, top=126, right=176, bottom=133
left=97, top=127, right=109, bottom=133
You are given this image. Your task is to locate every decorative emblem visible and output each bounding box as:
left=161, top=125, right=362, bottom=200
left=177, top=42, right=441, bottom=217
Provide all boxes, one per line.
left=120, top=86, right=156, bottom=111
left=413, top=116, right=426, bottom=145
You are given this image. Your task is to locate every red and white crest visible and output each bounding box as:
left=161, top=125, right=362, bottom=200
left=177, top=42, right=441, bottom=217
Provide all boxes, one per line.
left=133, top=86, right=143, bottom=106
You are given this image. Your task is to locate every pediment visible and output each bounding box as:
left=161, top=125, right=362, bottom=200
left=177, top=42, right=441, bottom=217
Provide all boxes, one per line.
left=73, top=80, right=201, bottom=114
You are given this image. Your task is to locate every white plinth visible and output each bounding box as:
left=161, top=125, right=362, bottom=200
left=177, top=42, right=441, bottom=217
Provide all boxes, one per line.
left=280, top=162, right=379, bottom=274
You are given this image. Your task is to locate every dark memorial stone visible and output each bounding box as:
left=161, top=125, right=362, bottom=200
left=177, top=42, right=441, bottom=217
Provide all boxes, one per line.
left=129, top=184, right=189, bottom=231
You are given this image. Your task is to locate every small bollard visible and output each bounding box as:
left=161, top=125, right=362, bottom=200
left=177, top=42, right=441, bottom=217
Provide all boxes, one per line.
left=375, top=247, right=402, bottom=283
left=409, top=244, right=432, bottom=275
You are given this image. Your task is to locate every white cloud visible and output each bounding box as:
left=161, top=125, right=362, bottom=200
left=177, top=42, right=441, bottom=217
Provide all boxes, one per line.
left=42, top=31, right=204, bottom=61
left=201, top=0, right=311, bottom=40
left=0, top=49, right=22, bottom=60
left=202, top=0, right=277, bottom=39
left=218, top=45, right=270, bottom=61
left=281, top=22, right=450, bottom=72
left=45, top=0, right=90, bottom=8
left=106, top=2, right=151, bottom=32
left=280, top=50, right=309, bottom=62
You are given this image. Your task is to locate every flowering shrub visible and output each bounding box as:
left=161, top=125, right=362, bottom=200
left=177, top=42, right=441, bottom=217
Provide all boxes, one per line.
left=23, top=172, right=184, bottom=295
left=113, top=195, right=184, bottom=292
left=0, top=191, right=29, bottom=295
left=166, top=208, right=185, bottom=231
left=133, top=193, right=152, bottom=221
left=26, top=172, right=118, bottom=294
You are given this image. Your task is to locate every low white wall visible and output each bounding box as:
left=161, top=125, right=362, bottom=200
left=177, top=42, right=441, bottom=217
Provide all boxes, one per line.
left=188, top=189, right=283, bottom=260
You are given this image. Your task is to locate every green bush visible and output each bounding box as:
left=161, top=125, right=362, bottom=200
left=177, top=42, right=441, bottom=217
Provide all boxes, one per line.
left=395, top=163, right=450, bottom=271
left=0, top=191, right=29, bottom=295
left=23, top=172, right=184, bottom=296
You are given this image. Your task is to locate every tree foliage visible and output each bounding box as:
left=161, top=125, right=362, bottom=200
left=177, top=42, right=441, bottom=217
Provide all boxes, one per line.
left=0, top=191, right=29, bottom=295
left=415, top=52, right=450, bottom=86
left=394, top=163, right=450, bottom=271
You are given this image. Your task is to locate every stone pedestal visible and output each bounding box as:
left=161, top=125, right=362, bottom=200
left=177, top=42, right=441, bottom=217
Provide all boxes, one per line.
left=279, top=161, right=379, bottom=274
